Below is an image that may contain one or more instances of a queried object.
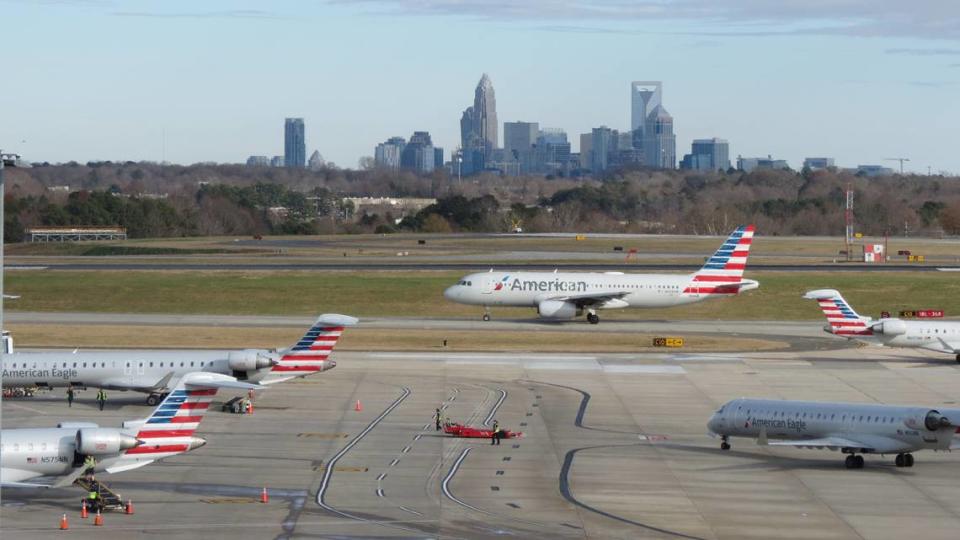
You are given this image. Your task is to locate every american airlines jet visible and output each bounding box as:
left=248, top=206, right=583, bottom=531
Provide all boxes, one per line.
left=708, top=398, right=957, bottom=469
left=443, top=225, right=758, bottom=323
left=2, top=372, right=259, bottom=487
left=1, top=314, right=357, bottom=405
left=805, top=289, right=960, bottom=362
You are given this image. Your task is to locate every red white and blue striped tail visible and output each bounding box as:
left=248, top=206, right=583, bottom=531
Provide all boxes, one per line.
left=116, top=373, right=261, bottom=465
left=264, top=314, right=358, bottom=384
left=803, top=289, right=873, bottom=336
left=684, top=225, right=755, bottom=295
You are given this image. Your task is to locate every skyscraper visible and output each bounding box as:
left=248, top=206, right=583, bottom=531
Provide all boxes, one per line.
left=374, top=136, right=406, bottom=170
left=504, top=121, right=538, bottom=172
left=631, top=81, right=662, bottom=140
left=284, top=118, right=306, bottom=168
left=591, top=126, right=616, bottom=172
left=460, top=74, right=498, bottom=174
left=400, top=131, right=435, bottom=173
left=643, top=106, right=676, bottom=169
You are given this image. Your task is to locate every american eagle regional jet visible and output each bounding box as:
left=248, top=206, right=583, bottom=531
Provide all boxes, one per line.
left=1, top=314, right=356, bottom=404
left=443, top=225, right=758, bottom=323
left=708, top=398, right=958, bottom=469
left=2, top=372, right=260, bottom=487
left=805, top=289, right=960, bottom=362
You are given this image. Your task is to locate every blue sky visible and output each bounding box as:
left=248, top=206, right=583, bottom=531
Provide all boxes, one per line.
left=1, top=0, right=958, bottom=173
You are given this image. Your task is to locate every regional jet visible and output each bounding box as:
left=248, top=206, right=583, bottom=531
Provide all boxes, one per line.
left=1, top=372, right=259, bottom=487
left=443, top=225, right=758, bottom=323
left=804, top=289, right=960, bottom=362
left=708, top=398, right=956, bottom=469
left=1, top=314, right=357, bottom=404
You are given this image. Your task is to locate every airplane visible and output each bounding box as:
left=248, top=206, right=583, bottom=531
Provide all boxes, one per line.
left=707, top=397, right=957, bottom=469
left=443, top=225, right=758, bottom=324
left=1, top=313, right=357, bottom=405
left=804, top=289, right=960, bottom=363
left=2, top=372, right=260, bottom=488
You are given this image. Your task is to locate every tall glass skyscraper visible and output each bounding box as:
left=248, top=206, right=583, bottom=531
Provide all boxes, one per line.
left=284, top=118, right=306, bottom=168
left=460, top=74, right=498, bottom=174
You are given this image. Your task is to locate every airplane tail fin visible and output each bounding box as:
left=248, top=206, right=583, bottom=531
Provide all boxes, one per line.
left=685, top=225, right=756, bottom=295
left=119, top=373, right=261, bottom=463
left=263, top=314, right=358, bottom=384
left=803, top=289, right=873, bottom=336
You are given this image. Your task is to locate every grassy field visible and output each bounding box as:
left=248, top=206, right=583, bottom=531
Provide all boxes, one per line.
left=6, top=270, right=960, bottom=320
left=6, top=324, right=786, bottom=352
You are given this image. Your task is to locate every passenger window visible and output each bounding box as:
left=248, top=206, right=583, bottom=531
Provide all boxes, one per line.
left=82, top=363, right=87, bottom=368
left=73, top=363, right=77, bottom=368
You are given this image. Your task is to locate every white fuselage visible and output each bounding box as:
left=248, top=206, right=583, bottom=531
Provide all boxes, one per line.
left=444, top=271, right=743, bottom=309
left=1, top=428, right=79, bottom=482
left=708, top=398, right=953, bottom=453
left=1, top=350, right=283, bottom=393
left=850, top=319, right=960, bottom=354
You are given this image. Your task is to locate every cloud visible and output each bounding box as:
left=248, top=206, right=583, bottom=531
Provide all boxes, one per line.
left=886, top=48, right=960, bottom=56
left=112, top=9, right=281, bottom=20
left=341, top=1, right=960, bottom=41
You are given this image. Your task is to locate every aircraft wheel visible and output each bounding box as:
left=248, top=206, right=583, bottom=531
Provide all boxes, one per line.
left=905, top=454, right=914, bottom=467
left=720, top=442, right=730, bottom=451
left=587, top=313, right=599, bottom=324
left=845, top=455, right=857, bottom=469
left=855, top=455, right=865, bottom=468
left=146, top=394, right=160, bottom=406
left=482, top=313, right=491, bottom=322
left=895, top=454, right=905, bottom=467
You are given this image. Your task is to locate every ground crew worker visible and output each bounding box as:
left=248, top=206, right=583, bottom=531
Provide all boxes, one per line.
left=67, top=386, right=75, bottom=408
left=96, top=389, right=107, bottom=411
left=87, top=484, right=99, bottom=509
left=491, top=420, right=501, bottom=445
left=435, top=408, right=442, bottom=431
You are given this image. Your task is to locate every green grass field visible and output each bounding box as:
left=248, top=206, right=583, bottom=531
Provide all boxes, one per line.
left=6, top=270, right=959, bottom=320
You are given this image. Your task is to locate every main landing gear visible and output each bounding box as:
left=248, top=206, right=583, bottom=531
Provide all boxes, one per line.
left=145, top=393, right=168, bottom=406
left=895, top=453, right=915, bottom=467
left=720, top=436, right=730, bottom=451
left=844, top=454, right=865, bottom=469
left=586, top=310, right=599, bottom=325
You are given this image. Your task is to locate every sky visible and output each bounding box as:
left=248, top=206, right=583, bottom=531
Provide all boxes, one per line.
left=1, top=0, right=959, bottom=173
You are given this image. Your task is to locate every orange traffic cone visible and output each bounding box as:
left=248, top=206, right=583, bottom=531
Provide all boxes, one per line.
left=125, top=499, right=135, bottom=515
left=80, top=500, right=89, bottom=519
left=260, top=487, right=269, bottom=504
left=93, top=510, right=104, bottom=526
left=59, top=513, right=69, bottom=530
left=354, top=400, right=362, bottom=412
left=247, top=401, right=254, bottom=415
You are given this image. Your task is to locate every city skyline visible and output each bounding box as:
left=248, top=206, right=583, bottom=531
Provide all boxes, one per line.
left=1, top=1, right=958, bottom=173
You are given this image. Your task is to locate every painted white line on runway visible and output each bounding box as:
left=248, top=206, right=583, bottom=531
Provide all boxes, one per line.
left=402, top=446, right=411, bottom=454
left=525, top=361, right=602, bottom=371
left=603, top=365, right=686, bottom=374
left=670, top=355, right=743, bottom=362
left=370, top=353, right=597, bottom=361
left=389, top=458, right=399, bottom=467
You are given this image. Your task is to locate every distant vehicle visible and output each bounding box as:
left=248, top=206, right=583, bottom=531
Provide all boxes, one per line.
left=444, top=225, right=758, bottom=324
left=804, top=289, right=960, bottom=362
left=1, top=372, right=260, bottom=488
left=708, top=398, right=957, bottom=469
left=1, top=314, right=357, bottom=404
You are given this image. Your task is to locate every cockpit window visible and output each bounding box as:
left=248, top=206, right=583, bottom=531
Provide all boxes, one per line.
left=716, top=406, right=725, bottom=414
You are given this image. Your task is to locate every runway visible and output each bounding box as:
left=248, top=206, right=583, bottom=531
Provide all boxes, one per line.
left=4, top=347, right=960, bottom=539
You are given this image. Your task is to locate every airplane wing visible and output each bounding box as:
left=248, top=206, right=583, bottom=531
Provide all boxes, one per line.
left=545, top=290, right=630, bottom=306
left=99, top=371, right=177, bottom=393
left=936, top=338, right=960, bottom=354
left=763, top=435, right=912, bottom=454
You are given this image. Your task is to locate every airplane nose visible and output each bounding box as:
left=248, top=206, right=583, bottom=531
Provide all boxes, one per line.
left=443, top=286, right=457, bottom=301
left=707, top=414, right=720, bottom=434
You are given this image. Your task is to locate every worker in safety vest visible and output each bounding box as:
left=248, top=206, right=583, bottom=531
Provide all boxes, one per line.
left=96, top=389, right=107, bottom=411
left=490, top=420, right=501, bottom=445
left=435, top=408, right=442, bottom=431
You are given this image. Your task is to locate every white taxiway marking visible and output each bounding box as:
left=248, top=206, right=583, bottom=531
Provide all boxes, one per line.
left=603, top=365, right=686, bottom=374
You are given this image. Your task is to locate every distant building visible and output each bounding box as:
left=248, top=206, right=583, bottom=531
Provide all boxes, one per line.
left=737, top=155, right=790, bottom=172
left=374, top=137, right=406, bottom=170
left=680, top=138, right=730, bottom=171
left=246, top=155, right=270, bottom=167
left=631, top=81, right=662, bottom=136
left=851, top=164, right=895, bottom=177
left=591, top=126, right=616, bottom=172
left=643, top=106, right=676, bottom=169
left=460, top=74, right=498, bottom=174
left=308, top=150, right=325, bottom=170
left=400, top=131, right=435, bottom=173
left=533, top=128, right=571, bottom=174
left=579, top=133, right=593, bottom=172
left=803, top=157, right=835, bottom=170
left=433, top=147, right=444, bottom=169
left=270, top=155, right=285, bottom=167
left=284, top=118, right=306, bottom=168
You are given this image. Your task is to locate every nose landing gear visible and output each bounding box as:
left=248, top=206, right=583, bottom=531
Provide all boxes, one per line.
left=586, top=310, right=599, bottom=325
left=720, top=436, right=730, bottom=451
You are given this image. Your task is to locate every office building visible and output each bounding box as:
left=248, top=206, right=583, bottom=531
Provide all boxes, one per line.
left=852, top=164, right=894, bottom=177
left=434, top=147, right=444, bottom=169
left=284, top=118, right=306, bottom=168
left=270, top=155, right=285, bottom=168
left=308, top=150, right=325, bottom=171
left=579, top=133, right=593, bottom=172
left=643, top=106, right=676, bottom=169
left=400, top=131, right=435, bottom=174
left=460, top=73, right=498, bottom=174
left=246, top=155, right=270, bottom=167
left=591, top=126, right=616, bottom=172
left=375, top=136, right=406, bottom=170
left=737, top=155, right=790, bottom=172
left=680, top=138, right=730, bottom=171
left=803, top=157, right=835, bottom=170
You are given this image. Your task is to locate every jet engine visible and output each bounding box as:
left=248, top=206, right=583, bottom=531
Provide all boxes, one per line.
left=925, top=410, right=952, bottom=431
left=76, top=428, right=141, bottom=455
left=870, top=319, right=907, bottom=336
left=537, top=300, right=578, bottom=319
left=227, top=350, right=277, bottom=372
